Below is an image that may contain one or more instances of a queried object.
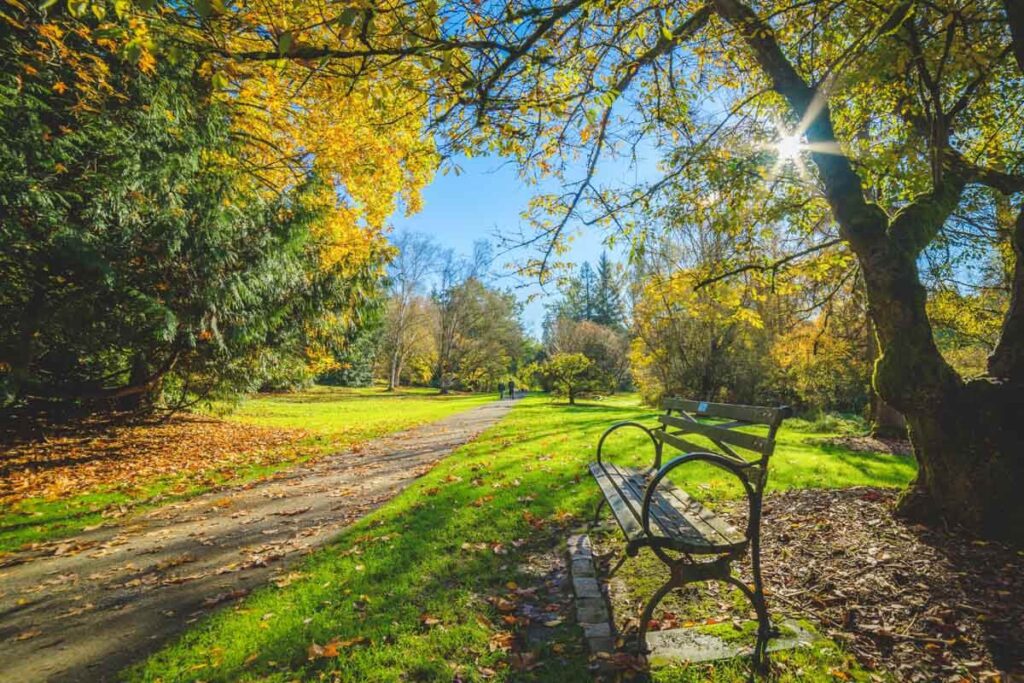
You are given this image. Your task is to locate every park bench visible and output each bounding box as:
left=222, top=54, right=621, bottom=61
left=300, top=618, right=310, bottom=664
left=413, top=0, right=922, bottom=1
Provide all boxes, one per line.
left=588, top=398, right=791, bottom=667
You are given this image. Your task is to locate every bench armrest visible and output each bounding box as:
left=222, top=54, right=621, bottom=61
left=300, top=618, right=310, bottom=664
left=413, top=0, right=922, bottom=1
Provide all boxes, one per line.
left=641, top=452, right=758, bottom=541
left=596, top=421, right=662, bottom=470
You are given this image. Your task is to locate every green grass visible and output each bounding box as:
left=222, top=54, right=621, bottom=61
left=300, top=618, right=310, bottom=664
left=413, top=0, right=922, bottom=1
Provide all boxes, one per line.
left=0, top=386, right=493, bottom=553
left=128, top=394, right=915, bottom=682
left=215, top=385, right=494, bottom=439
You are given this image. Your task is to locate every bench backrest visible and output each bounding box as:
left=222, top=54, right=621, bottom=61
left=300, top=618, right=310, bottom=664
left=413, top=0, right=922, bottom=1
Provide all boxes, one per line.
left=652, top=398, right=792, bottom=490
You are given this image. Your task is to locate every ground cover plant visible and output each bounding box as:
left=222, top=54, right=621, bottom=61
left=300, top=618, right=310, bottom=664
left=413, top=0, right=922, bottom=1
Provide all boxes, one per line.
left=129, top=394, right=916, bottom=682
left=0, top=387, right=491, bottom=553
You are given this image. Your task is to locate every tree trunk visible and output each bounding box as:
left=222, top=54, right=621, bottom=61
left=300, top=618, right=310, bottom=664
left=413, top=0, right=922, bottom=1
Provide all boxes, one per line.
left=870, top=396, right=906, bottom=439
left=897, top=379, right=1024, bottom=542
left=864, top=226, right=1024, bottom=543
left=865, top=315, right=907, bottom=438
left=387, top=349, right=401, bottom=391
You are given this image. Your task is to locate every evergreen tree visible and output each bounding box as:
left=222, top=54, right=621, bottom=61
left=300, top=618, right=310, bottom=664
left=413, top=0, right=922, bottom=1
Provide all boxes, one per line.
left=592, top=252, right=625, bottom=329
left=0, top=20, right=386, bottom=414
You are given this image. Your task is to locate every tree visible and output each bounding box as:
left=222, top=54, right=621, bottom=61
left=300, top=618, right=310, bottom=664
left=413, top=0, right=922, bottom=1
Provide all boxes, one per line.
left=379, top=232, right=439, bottom=390
left=0, top=16, right=391, bottom=414
left=547, top=318, right=629, bottom=393
left=631, top=269, right=765, bottom=404
left=556, top=262, right=598, bottom=322
left=540, top=353, right=594, bottom=405
left=432, top=244, right=523, bottom=393
left=593, top=252, right=626, bottom=329
left=0, top=2, right=433, bottom=415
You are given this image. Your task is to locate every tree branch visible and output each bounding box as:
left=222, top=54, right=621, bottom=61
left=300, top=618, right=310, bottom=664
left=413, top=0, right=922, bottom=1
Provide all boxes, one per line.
left=694, top=238, right=842, bottom=289
left=709, top=0, right=890, bottom=251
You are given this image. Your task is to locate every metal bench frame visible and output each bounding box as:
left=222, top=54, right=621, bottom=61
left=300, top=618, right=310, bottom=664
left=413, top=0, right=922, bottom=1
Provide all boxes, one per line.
left=589, top=398, right=791, bottom=668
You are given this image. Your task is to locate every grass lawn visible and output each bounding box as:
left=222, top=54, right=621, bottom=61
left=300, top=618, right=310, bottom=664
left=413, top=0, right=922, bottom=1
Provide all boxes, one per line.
left=0, top=386, right=493, bottom=553
left=129, top=394, right=916, bottom=682
left=217, top=385, right=495, bottom=438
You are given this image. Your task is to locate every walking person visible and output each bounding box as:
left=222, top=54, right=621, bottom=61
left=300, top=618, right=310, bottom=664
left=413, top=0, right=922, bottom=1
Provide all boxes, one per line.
left=498, top=381, right=506, bottom=400
left=507, top=378, right=516, bottom=399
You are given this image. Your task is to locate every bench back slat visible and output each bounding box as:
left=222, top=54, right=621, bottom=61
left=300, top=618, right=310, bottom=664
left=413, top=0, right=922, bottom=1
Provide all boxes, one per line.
left=662, top=398, right=789, bottom=427
left=657, top=414, right=771, bottom=455
left=650, top=430, right=718, bottom=460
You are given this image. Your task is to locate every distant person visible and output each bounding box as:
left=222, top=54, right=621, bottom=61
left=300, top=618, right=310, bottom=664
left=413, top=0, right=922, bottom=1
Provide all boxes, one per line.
left=498, top=381, right=506, bottom=399
left=507, top=379, right=515, bottom=399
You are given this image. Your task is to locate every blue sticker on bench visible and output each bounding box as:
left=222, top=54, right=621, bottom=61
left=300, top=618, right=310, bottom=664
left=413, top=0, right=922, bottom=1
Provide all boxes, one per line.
left=697, top=401, right=709, bottom=414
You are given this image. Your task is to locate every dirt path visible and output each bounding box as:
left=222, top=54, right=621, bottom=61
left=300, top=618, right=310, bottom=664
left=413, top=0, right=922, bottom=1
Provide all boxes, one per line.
left=0, top=399, right=514, bottom=682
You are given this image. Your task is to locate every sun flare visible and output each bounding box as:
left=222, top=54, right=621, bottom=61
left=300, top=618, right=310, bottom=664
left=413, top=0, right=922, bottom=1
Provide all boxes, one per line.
left=777, top=134, right=802, bottom=160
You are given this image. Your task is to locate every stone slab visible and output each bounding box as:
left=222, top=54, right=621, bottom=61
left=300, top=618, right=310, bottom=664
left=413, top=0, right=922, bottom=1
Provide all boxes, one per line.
left=572, top=577, right=602, bottom=599
left=567, top=534, right=593, bottom=559
left=575, top=597, right=608, bottom=624
left=645, top=620, right=816, bottom=666
left=571, top=558, right=596, bottom=577
left=582, top=622, right=612, bottom=639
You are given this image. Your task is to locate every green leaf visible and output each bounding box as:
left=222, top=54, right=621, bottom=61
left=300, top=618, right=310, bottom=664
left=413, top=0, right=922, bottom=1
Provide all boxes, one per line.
left=278, top=31, right=293, bottom=56
left=336, top=7, right=360, bottom=28
left=40, top=0, right=59, bottom=11
left=66, top=0, right=88, bottom=18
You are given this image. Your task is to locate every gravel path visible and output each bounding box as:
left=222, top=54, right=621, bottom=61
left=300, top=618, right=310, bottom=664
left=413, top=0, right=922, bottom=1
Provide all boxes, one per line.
left=0, top=399, right=514, bottom=682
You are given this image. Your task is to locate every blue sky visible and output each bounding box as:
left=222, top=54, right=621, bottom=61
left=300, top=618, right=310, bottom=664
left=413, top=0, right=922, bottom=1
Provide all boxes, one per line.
left=391, top=155, right=617, bottom=337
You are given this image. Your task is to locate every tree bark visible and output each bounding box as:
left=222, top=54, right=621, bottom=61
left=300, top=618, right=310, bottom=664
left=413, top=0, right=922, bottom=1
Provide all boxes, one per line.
left=988, top=208, right=1024, bottom=380
left=898, top=379, right=1024, bottom=541
left=870, top=396, right=906, bottom=439
left=866, top=314, right=906, bottom=438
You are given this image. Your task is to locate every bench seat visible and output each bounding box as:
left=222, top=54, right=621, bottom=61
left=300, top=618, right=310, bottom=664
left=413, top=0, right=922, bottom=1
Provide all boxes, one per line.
left=589, top=461, right=747, bottom=555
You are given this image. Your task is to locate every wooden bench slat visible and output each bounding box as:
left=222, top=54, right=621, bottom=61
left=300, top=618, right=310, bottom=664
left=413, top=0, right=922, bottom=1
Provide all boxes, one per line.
left=657, top=415, right=771, bottom=454
left=625, top=467, right=737, bottom=547
left=653, top=429, right=754, bottom=469
left=592, top=462, right=745, bottom=552
left=661, top=485, right=745, bottom=546
left=662, top=398, right=786, bottom=425
left=589, top=462, right=644, bottom=542
left=602, top=463, right=689, bottom=544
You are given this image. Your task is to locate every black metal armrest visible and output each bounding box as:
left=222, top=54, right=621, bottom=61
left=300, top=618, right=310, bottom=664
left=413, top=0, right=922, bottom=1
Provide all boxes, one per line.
left=596, top=421, right=662, bottom=469
left=641, top=452, right=758, bottom=540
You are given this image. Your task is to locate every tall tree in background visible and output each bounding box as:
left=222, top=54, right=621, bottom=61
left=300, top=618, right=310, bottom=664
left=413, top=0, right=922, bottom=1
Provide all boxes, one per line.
left=548, top=254, right=627, bottom=329
left=380, top=232, right=439, bottom=390
left=593, top=252, right=626, bottom=329
left=558, top=262, right=598, bottom=322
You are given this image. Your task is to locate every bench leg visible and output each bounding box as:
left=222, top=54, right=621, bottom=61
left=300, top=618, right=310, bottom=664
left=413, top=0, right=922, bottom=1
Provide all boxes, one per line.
left=588, top=497, right=607, bottom=530
left=606, top=552, right=627, bottom=577
left=723, top=574, right=774, bottom=672
left=750, top=532, right=777, bottom=671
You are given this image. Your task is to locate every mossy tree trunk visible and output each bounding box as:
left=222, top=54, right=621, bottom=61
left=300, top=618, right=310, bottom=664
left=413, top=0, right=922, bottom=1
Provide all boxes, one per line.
left=861, top=214, right=1024, bottom=541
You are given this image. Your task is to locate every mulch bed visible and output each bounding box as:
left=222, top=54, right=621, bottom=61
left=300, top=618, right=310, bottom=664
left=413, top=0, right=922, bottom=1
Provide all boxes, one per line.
left=0, top=415, right=308, bottom=505
left=759, top=488, right=1022, bottom=681
left=595, top=487, right=1023, bottom=681
left=817, top=435, right=914, bottom=457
